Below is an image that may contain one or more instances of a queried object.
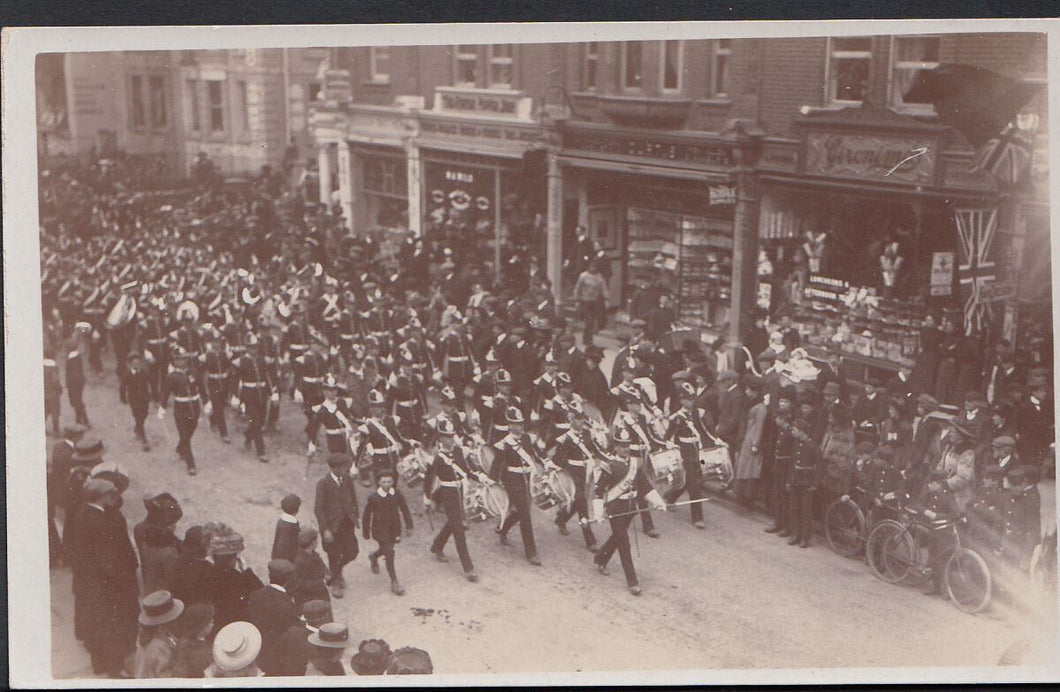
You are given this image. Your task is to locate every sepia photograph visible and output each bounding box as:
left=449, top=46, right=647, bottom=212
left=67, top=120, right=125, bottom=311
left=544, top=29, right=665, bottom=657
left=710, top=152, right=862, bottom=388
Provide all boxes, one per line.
left=4, top=19, right=1059, bottom=686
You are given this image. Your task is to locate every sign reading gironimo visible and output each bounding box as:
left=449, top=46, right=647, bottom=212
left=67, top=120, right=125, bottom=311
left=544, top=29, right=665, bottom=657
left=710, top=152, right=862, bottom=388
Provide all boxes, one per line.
left=804, top=132, right=936, bottom=184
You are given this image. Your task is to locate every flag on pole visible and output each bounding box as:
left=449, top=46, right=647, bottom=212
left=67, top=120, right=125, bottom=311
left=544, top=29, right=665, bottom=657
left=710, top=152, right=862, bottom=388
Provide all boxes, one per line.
left=954, top=208, right=998, bottom=335
left=969, top=121, right=1035, bottom=188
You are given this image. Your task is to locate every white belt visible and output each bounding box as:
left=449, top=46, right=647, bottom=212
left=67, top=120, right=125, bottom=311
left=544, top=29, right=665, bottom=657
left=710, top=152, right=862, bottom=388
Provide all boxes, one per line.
left=303, top=376, right=323, bottom=383
left=506, top=466, right=531, bottom=474
left=242, top=382, right=265, bottom=387
left=448, top=356, right=469, bottom=362
left=678, top=437, right=700, bottom=444
left=290, top=344, right=308, bottom=350
left=568, top=460, right=586, bottom=467
left=207, top=373, right=228, bottom=379
left=325, top=429, right=346, bottom=436
left=438, top=480, right=461, bottom=488
left=174, top=395, right=199, bottom=403
left=146, top=338, right=165, bottom=345
left=396, top=399, right=419, bottom=407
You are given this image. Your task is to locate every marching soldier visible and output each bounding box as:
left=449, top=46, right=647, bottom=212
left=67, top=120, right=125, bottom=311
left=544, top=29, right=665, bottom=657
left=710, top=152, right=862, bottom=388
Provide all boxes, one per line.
left=662, top=382, right=710, bottom=530
left=425, top=386, right=472, bottom=447
left=591, top=426, right=666, bottom=596
left=294, top=339, right=330, bottom=446
left=491, top=406, right=554, bottom=566
left=66, top=322, right=92, bottom=427
left=201, top=332, right=233, bottom=444
left=280, top=302, right=311, bottom=369
left=354, top=390, right=407, bottom=488
left=529, top=351, right=560, bottom=418
left=81, top=282, right=107, bottom=375
left=423, top=418, right=483, bottom=583
left=386, top=353, right=428, bottom=442
left=552, top=401, right=601, bottom=552
left=314, top=277, right=343, bottom=344
left=169, top=301, right=205, bottom=377
left=44, top=345, right=63, bottom=437
left=397, top=319, right=436, bottom=385
left=439, top=321, right=475, bottom=406
left=307, top=375, right=358, bottom=457
left=536, top=372, right=583, bottom=455
left=236, top=333, right=274, bottom=463
left=139, top=300, right=170, bottom=402
left=158, top=346, right=207, bottom=476
left=258, top=319, right=284, bottom=431
left=480, top=369, right=516, bottom=445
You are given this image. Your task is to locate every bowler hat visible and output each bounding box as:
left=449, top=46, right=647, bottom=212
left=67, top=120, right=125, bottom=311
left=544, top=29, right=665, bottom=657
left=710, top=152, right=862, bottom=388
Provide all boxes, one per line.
left=72, top=436, right=105, bottom=464
left=718, top=370, right=739, bottom=384
left=212, top=622, right=262, bottom=672
left=585, top=345, right=604, bottom=361
left=82, top=478, right=117, bottom=502
left=302, top=600, right=333, bottom=626
left=351, top=639, right=392, bottom=675
left=139, top=590, right=185, bottom=626
left=308, top=622, right=350, bottom=649
left=144, top=492, right=183, bottom=525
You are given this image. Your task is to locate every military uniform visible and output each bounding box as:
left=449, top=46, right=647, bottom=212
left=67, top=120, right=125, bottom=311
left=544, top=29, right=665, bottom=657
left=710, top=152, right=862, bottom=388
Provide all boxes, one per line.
left=160, top=360, right=207, bottom=474
left=788, top=429, right=823, bottom=547
left=552, top=426, right=602, bottom=550
left=1001, top=478, right=1041, bottom=569
left=440, top=329, right=475, bottom=405
left=307, top=395, right=358, bottom=455
left=201, top=345, right=233, bottom=441
left=139, top=312, right=170, bottom=401
left=386, top=371, right=427, bottom=441
left=423, top=443, right=478, bottom=576
left=490, top=426, right=546, bottom=563
left=236, top=347, right=273, bottom=459
left=662, top=404, right=710, bottom=527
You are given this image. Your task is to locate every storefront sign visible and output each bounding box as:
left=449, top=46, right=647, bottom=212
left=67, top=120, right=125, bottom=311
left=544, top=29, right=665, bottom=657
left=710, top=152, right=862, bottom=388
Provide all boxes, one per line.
left=804, top=132, right=935, bottom=184
left=929, top=251, right=954, bottom=297
left=708, top=184, right=737, bottom=206
left=434, top=87, right=533, bottom=120
left=804, top=274, right=850, bottom=302
left=424, top=161, right=495, bottom=226
left=419, top=117, right=542, bottom=145
left=563, top=130, right=734, bottom=168
left=350, top=108, right=409, bottom=136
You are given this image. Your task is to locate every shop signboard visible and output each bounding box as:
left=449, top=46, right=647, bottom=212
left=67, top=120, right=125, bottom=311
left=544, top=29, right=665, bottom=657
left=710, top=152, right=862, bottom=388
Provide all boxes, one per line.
left=562, top=129, right=734, bottom=169
left=929, top=251, right=954, bottom=297
left=423, top=160, right=495, bottom=227
left=708, top=184, right=737, bottom=206
left=804, top=132, right=936, bottom=184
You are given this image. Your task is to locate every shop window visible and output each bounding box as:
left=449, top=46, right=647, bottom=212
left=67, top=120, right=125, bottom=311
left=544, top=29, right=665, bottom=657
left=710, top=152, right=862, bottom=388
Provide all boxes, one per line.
left=129, top=75, right=146, bottom=131
left=711, top=39, right=732, bottom=97
left=489, top=44, right=514, bottom=89
left=827, top=36, right=872, bottom=104
left=206, top=80, right=224, bottom=133
left=621, top=42, right=644, bottom=91
left=583, top=42, right=599, bottom=90
left=148, top=75, right=167, bottom=129
left=185, top=79, right=200, bottom=132
left=660, top=40, right=683, bottom=93
left=370, top=46, right=390, bottom=83
left=363, top=157, right=408, bottom=197
left=890, top=35, right=940, bottom=112
left=455, top=45, right=478, bottom=87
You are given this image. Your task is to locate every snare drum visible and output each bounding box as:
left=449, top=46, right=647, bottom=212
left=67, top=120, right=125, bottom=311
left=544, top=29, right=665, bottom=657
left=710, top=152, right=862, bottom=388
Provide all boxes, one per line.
left=531, top=469, right=576, bottom=512
left=396, top=447, right=430, bottom=486
left=463, top=480, right=509, bottom=524
left=699, top=444, right=734, bottom=491
left=647, top=447, right=686, bottom=496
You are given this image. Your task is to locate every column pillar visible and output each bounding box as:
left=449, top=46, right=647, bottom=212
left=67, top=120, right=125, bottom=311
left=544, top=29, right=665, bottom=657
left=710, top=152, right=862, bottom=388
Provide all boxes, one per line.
left=336, top=141, right=353, bottom=231
left=726, top=131, right=763, bottom=365
left=546, top=151, right=564, bottom=305
left=405, top=141, right=423, bottom=237
left=317, top=144, right=333, bottom=206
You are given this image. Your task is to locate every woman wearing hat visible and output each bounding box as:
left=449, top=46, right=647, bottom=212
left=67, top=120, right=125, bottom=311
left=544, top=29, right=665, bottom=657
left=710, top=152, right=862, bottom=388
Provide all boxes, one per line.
left=206, top=621, right=265, bottom=678
left=305, top=622, right=351, bottom=676
left=929, top=418, right=978, bottom=512
left=350, top=638, right=392, bottom=676
left=734, top=383, right=769, bottom=510
left=134, top=590, right=185, bottom=678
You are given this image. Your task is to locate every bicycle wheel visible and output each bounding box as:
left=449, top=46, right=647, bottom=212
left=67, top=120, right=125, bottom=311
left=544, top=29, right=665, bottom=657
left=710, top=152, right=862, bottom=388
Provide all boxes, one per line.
left=866, top=520, right=913, bottom=583
left=825, top=498, right=866, bottom=558
left=895, top=523, right=934, bottom=587
left=945, top=547, right=992, bottom=614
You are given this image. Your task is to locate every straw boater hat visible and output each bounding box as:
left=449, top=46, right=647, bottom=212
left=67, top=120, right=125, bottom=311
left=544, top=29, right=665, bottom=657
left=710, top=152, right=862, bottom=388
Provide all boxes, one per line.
left=72, top=436, right=106, bottom=464
left=212, top=622, right=262, bottom=672
left=308, top=622, right=351, bottom=650
left=139, top=590, right=185, bottom=627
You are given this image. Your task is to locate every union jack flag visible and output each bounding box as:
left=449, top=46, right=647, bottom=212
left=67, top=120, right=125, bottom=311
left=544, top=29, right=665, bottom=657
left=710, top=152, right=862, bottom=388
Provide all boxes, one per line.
left=954, top=208, right=998, bottom=335
left=969, top=122, right=1035, bottom=188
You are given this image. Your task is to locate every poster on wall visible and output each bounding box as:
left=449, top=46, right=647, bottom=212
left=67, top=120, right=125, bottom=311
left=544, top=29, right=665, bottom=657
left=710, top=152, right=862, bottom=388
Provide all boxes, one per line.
left=424, top=161, right=495, bottom=231
left=930, top=251, right=954, bottom=296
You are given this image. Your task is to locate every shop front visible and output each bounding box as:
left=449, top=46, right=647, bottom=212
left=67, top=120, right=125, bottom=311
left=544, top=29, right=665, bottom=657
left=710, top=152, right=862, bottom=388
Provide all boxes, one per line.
left=557, top=122, right=740, bottom=335
left=756, top=103, right=1006, bottom=382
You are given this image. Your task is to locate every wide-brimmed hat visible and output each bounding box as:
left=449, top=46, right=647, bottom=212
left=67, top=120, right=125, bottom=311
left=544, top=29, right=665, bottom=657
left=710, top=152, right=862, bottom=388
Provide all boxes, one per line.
left=139, top=590, right=185, bottom=626
left=308, top=622, right=350, bottom=649
left=72, top=436, right=105, bottom=464
left=350, top=639, right=392, bottom=675
left=209, top=531, right=246, bottom=556
left=212, top=621, right=262, bottom=672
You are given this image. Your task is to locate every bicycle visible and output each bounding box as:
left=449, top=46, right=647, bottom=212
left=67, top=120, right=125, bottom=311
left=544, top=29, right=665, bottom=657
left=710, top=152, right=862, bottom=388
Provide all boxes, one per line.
left=866, top=506, right=992, bottom=614
left=823, top=487, right=906, bottom=558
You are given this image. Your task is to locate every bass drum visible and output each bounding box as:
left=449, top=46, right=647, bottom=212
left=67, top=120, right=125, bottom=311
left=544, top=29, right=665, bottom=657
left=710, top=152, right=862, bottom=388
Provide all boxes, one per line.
left=466, top=442, right=495, bottom=475
left=646, top=447, right=685, bottom=498
left=463, top=480, right=509, bottom=526
left=699, top=444, right=734, bottom=494
left=530, top=469, right=576, bottom=512
left=397, top=447, right=430, bottom=487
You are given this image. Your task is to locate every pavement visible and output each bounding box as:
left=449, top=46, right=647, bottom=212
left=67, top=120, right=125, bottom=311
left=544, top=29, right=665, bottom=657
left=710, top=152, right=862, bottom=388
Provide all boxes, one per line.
left=49, top=348, right=1057, bottom=679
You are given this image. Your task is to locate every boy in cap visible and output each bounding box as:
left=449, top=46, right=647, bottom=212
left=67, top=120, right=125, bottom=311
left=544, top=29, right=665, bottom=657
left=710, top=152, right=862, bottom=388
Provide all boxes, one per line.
left=362, top=469, right=414, bottom=596
left=291, top=527, right=329, bottom=608
left=122, top=351, right=154, bottom=451
left=1001, top=465, right=1042, bottom=570
left=272, top=493, right=302, bottom=562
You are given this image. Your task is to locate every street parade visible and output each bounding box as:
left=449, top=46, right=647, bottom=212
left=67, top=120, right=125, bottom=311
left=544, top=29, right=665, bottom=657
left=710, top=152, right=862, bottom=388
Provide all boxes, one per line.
left=27, top=33, right=1058, bottom=680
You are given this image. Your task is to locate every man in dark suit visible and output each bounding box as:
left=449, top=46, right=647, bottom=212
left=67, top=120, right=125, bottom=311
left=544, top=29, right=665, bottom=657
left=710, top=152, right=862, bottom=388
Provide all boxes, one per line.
left=714, top=371, right=746, bottom=449
left=67, top=479, right=139, bottom=678
left=1017, top=375, right=1054, bottom=467
left=555, top=333, right=587, bottom=387
left=575, top=345, right=612, bottom=420
left=314, top=453, right=360, bottom=598
left=815, top=353, right=850, bottom=407
left=985, top=350, right=1021, bottom=408
left=261, top=600, right=333, bottom=677
left=248, top=559, right=300, bottom=657
left=851, top=380, right=888, bottom=428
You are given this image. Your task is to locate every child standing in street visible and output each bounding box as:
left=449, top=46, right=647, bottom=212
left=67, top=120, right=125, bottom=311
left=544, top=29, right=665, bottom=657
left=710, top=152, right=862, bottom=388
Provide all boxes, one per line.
left=272, top=494, right=301, bottom=562
left=361, top=470, right=413, bottom=596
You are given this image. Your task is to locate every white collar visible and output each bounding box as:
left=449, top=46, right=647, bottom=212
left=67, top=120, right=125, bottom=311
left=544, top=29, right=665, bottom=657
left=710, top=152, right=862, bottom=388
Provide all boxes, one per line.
left=330, top=472, right=344, bottom=485
left=1031, top=396, right=1042, bottom=406
left=87, top=502, right=106, bottom=513
left=1004, top=366, right=1015, bottom=375
left=376, top=487, right=395, bottom=498
left=280, top=512, right=298, bottom=524
left=269, top=584, right=287, bottom=593
left=966, top=409, right=978, bottom=420
left=65, top=439, right=76, bottom=448
left=866, top=392, right=876, bottom=400
left=899, top=372, right=908, bottom=382
left=999, top=454, right=1012, bottom=466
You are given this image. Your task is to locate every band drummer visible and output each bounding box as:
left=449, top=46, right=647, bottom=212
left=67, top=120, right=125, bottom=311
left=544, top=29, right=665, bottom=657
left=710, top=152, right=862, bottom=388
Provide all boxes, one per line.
left=423, top=418, right=483, bottom=583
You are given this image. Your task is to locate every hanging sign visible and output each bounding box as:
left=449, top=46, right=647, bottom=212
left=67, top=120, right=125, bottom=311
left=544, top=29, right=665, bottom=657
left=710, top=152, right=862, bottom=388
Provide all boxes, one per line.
left=930, top=251, right=954, bottom=297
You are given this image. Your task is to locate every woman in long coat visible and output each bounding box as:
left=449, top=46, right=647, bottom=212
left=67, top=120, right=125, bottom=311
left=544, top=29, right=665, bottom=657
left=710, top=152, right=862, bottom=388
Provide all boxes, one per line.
left=734, top=391, right=769, bottom=509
